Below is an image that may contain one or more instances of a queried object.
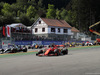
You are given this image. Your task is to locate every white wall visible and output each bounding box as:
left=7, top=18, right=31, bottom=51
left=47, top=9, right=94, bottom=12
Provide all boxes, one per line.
left=33, top=26, right=72, bottom=35
left=81, top=37, right=91, bottom=41
left=71, top=32, right=80, bottom=40
left=48, top=26, right=72, bottom=35
left=32, top=18, right=72, bottom=35
left=67, top=29, right=72, bottom=35
left=34, top=18, right=47, bottom=26
left=32, top=18, right=48, bottom=34
left=33, top=27, right=48, bottom=34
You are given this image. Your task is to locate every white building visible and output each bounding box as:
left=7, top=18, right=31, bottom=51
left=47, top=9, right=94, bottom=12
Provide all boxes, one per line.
left=71, top=27, right=91, bottom=41
left=71, top=27, right=80, bottom=40
left=78, top=33, right=91, bottom=41
left=31, top=17, right=73, bottom=40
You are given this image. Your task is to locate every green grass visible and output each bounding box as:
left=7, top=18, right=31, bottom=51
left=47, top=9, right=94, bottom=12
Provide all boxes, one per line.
left=0, top=52, right=37, bottom=58
left=68, top=45, right=100, bottom=50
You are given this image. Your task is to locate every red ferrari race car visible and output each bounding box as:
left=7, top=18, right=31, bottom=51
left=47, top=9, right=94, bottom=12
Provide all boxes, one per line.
left=36, top=45, right=68, bottom=56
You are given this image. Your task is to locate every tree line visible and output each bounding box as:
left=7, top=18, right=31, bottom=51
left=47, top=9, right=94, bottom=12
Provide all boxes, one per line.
left=0, top=0, right=100, bottom=35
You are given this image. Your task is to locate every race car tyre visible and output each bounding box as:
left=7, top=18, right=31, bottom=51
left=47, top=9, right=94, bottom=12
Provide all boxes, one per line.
left=0, top=49, right=4, bottom=54
left=36, top=50, right=43, bottom=56
left=12, top=49, right=17, bottom=53
left=61, top=49, right=68, bottom=55
left=28, top=47, right=31, bottom=49
left=23, top=48, right=27, bottom=52
left=54, top=49, right=59, bottom=56
left=66, top=49, right=68, bottom=54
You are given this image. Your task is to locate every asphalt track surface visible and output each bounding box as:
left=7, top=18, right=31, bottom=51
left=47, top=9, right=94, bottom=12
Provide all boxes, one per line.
left=0, top=46, right=100, bottom=75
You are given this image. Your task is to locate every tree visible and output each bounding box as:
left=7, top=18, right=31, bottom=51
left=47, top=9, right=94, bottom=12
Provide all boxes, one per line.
left=0, top=2, right=4, bottom=14
left=38, top=0, right=43, bottom=8
left=42, top=0, right=70, bottom=9
left=37, top=0, right=46, bottom=17
left=11, top=4, right=19, bottom=17
left=37, top=7, right=46, bottom=17
left=0, top=0, right=16, bottom=4
left=26, top=5, right=36, bottom=18
left=71, top=0, right=90, bottom=32
left=28, top=0, right=37, bottom=6
left=56, top=9, right=61, bottom=19
left=19, top=14, right=31, bottom=26
left=64, top=10, right=73, bottom=24
left=0, top=15, right=4, bottom=26
left=46, top=4, right=56, bottom=19
left=16, top=0, right=28, bottom=4
left=60, top=8, right=67, bottom=19
left=16, top=0, right=28, bottom=13
left=1, top=3, right=12, bottom=15
left=3, top=13, right=15, bottom=24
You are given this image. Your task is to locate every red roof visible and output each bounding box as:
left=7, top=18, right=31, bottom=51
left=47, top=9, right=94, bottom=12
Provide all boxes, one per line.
left=41, top=18, right=72, bottom=28
left=71, top=27, right=79, bottom=32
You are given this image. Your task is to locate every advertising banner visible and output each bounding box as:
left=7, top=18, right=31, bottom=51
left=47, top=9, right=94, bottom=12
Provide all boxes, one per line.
left=15, top=41, right=32, bottom=45
left=2, top=40, right=8, bottom=50
left=7, top=25, right=11, bottom=37
left=14, top=40, right=84, bottom=45
left=32, top=41, right=42, bottom=45
left=42, top=41, right=63, bottom=45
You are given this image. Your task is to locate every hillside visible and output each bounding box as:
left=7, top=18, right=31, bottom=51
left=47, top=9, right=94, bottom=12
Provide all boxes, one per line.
left=0, top=0, right=100, bottom=36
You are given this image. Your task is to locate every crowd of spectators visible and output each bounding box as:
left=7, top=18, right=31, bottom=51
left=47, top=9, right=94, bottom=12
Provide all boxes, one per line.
left=0, top=28, right=64, bottom=41
left=11, top=27, right=31, bottom=33
left=12, top=34, right=64, bottom=41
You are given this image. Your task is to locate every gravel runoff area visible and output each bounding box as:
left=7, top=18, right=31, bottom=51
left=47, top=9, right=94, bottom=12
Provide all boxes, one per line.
left=0, top=46, right=100, bottom=75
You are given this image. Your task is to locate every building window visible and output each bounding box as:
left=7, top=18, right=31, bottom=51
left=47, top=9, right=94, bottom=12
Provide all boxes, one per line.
left=35, top=28, right=38, bottom=32
left=63, top=29, right=67, bottom=33
left=58, top=28, right=60, bottom=33
left=42, top=28, right=45, bottom=32
left=39, top=21, right=41, bottom=24
left=51, top=28, right=55, bottom=32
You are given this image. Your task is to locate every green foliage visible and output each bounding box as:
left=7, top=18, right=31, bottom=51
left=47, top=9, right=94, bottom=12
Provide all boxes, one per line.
left=16, top=0, right=28, bottom=4
left=70, top=0, right=100, bottom=34
left=71, top=0, right=89, bottom=32
left=26, top=5, right=36, bottom=18
left=0, top=15, right=4, bottom=26
left=60, top=8, right=67, bottom=19
left=0, top=2, right=4, bottom=13
left=37, top=7, right=46, bottom=17
left=1, top=3, right=12, bottom=15
left=17, top=10, right=21, bottom=17
left=3, top=13, right=15, bottom=24
left=64, top=10, right=72, bottom=24
left=1, top=0, right=16, bottom=4
left=46, top=4, right=56, bottom=19
left=28, top=0, right=37, bottom=6
left=19, top=14, right=31, bottom=26
left=42, top=0, right=70, bottom=9
left=0, top=0, right=71, bottom=26
left=56, top=9, right=61, bottom=19
left=0, top=0, right=100, bottom=34
left=38, top=0, right=43, bottom=8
